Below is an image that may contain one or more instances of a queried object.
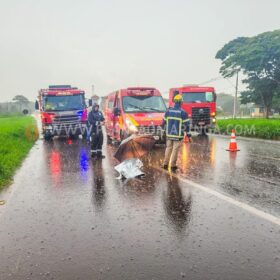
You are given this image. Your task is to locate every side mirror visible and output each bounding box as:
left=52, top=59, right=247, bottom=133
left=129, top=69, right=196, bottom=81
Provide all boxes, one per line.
left=88, top=99, right=93, bottom=107
left=35, top=100, right=39, bottom=110
left=113, top=107, right=121, bottom=116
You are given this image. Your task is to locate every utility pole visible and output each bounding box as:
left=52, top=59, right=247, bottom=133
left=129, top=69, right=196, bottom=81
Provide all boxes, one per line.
left=233, top=70, right=239, bottom=119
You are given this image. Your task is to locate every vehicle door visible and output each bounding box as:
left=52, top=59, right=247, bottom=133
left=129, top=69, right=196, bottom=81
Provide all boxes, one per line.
left=113, top=92, right=122, bottom=140
left=105, top=98, right=112, bottom=136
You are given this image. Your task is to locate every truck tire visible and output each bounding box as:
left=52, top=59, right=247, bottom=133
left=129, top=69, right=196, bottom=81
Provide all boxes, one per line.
left=44, top=133, right=53, bottom=141
left=69, top=134, right=79, bottom=140
left=120, top=130, right=129, bottom=141
left=107, top=135, right=112, bottom=144
left=120, top=130, right=125, bottom=141
left=199, top=127, right=208, bottom=135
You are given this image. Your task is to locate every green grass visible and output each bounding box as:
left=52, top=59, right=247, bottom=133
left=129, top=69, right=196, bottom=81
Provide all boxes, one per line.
left=0, top=116, right=38, bottom=190
left=216, top=118, right=280, bottom=140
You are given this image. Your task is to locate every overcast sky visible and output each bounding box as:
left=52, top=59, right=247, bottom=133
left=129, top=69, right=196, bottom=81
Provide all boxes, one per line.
left=0, top=0, right=279, bottom=102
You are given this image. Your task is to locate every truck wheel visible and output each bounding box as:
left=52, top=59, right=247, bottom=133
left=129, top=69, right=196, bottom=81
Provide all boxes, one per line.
left=82, top=124, right=90, bottom=140
left=120, top=130, right=129, bottom=141
left=199, top=127, right=208, bottom=135
left=44, top=133, right=53, bottom=141
left=69, top=134, right=79, bottom=140
left=107, top=135, right=112, bottom=144
left=120, top=131, right=124, bottom=141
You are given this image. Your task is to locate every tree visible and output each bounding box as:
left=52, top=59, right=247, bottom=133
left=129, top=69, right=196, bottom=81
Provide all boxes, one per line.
left=240, top=76, right=279, bottom=116
left=13, top=95, right=29, bottom=103
left=217, top=93, right=240, bottom=115
left=216, top=29, right=280, bottom=118
left=272, top=93, right=280, bottom=113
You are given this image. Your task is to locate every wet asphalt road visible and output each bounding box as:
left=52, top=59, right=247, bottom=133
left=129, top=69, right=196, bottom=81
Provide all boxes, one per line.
left=0, top=134, right=280, bottom=280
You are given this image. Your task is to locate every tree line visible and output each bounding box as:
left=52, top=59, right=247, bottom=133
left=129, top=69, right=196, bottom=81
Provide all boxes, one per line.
left=216, top=29, right=280, bottom=118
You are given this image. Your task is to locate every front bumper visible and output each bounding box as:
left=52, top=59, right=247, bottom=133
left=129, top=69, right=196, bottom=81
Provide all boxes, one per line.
left=127, top=125, right=166, bottom=142
left=190, top=118, right=216, bottom=130
left=43, top=122, right=88, bottom=136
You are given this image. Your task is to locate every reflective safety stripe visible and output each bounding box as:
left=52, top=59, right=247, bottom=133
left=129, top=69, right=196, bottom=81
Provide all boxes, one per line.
left=166, top=134, right=182, bottom=138
left=166, top=117, right=182, bottom=138
left=182, top=119, right=190, bottom=123
left=167, top=117, right=182, bottom=121
left=168, top=109, right=181, bottom=113
left=97, top=149, right=102, bottom=152
left=91, top=150, right=97, bottom=152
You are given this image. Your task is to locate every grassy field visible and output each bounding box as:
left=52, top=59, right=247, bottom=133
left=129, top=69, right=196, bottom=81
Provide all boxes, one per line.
left=0, top=116, right=38, bottom=190
left=216, top=118, right=280, bottom=140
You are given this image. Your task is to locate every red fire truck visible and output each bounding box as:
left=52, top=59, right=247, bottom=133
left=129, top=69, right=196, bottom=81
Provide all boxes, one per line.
left=104, top=87, right=166, bottom=143
left=35, top=85, right=89, bottom=140
left=169, top=85, right=217, bottom=133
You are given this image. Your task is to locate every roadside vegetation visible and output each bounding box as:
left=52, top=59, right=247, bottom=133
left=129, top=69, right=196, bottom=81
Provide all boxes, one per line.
left=0, top=115, right=38, bottom=190
left=216, top=118, right=280, bottom=140
left=216, top=30, right=280, bottom=118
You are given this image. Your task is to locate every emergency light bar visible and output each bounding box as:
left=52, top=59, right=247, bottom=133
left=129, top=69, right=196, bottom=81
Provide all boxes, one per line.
left=41, top=90, right=84, bottom=95
left=56, top=92, right=73, bottom=96
left=49, top=85, right=72, bottom=90
left=182, top=84, right=199, bottom=87
left=127, top=87, right=156, bottom=96
left=127, top=90, right=155, bottom=96
left=127, top=87, right=155, bottom=91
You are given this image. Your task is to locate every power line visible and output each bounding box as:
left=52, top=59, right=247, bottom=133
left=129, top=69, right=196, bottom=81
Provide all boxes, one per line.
left=216, top=86, right=236, bottom=92
left=199, top=74, right=243, bottom=95
left=199, top=76, right=224, bottom=85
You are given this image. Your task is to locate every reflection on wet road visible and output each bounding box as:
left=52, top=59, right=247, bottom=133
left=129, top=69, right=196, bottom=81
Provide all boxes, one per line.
left=92, top=160, right=107, bottom=212
left=0, top=135, right=280, bottom=280
left=177, top=136, right=280, bottom=216
left=163, top=174, right=192, bottom=235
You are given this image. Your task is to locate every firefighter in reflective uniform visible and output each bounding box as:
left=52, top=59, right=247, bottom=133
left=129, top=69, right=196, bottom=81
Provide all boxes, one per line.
left=162, top=94, right=190, bottom=171
left=88, top=104, right=105, bottom=159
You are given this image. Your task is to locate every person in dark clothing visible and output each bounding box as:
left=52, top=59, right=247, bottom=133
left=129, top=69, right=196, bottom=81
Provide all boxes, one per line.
left=88, top=104, right=105, bottom=159
left=162, top=94, right=190, bottom=171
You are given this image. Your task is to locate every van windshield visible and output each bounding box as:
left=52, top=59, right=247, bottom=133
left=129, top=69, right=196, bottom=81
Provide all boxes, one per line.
left=182, top=92, right=214, bottom=103
left=43, top=94, right=85, bottom=111
left=122, top=96, right=166, bottom=113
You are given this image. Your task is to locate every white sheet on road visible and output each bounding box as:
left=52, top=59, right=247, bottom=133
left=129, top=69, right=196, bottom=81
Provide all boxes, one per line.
left=114, top=158, right=144, bottom=179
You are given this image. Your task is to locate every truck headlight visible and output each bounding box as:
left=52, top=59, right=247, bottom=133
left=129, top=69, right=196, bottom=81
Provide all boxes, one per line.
left=126, top=119, right=138, bottom=132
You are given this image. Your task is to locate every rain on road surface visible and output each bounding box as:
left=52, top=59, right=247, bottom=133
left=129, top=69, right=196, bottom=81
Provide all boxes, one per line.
left=0, top=134, right=280, bottom=280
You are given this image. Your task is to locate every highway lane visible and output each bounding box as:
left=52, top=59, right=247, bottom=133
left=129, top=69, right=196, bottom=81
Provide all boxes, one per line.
left=0, top=135, right=279, bottom=280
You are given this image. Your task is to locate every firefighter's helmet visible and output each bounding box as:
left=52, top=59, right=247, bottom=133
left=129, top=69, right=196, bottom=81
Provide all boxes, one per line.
left=174, top=94, right=183, bottom=103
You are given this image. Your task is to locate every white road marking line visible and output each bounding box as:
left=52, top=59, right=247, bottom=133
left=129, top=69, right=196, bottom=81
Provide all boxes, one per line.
left=154, top=167, right=280, bottom=227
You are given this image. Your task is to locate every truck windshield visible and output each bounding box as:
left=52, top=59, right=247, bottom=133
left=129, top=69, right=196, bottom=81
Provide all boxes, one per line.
left=182, top=92, right=214, bottom=103
left=122, top=96, right=166, bottom=113
left=43, top=94, right=85, bottom=111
